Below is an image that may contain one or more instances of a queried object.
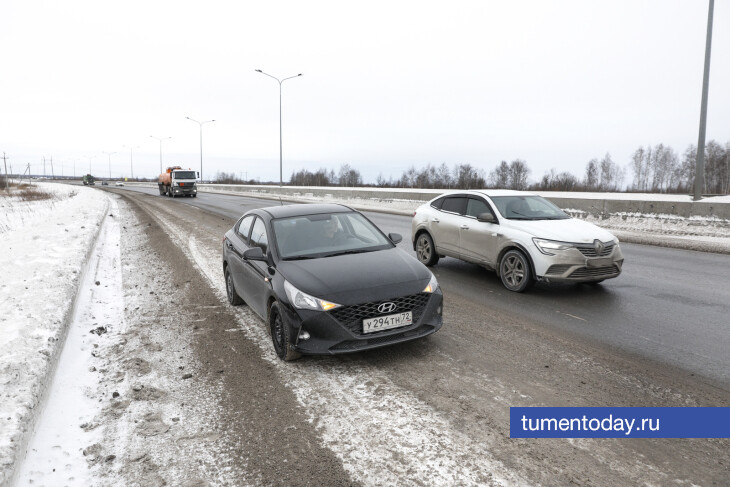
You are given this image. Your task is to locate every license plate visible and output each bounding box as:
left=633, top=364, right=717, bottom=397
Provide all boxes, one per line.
left=363, top=311, right=412, bottom=334
left=586, top=257, right=613, bottom=268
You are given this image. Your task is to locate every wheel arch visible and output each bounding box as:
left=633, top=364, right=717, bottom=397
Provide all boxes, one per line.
left=413, top=228, right=432, bottom=251
left=496, top=243, right=537, bottom=280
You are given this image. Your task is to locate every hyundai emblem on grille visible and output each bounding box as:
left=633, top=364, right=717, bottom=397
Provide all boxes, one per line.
left=377, top=302, right=397, bottom=313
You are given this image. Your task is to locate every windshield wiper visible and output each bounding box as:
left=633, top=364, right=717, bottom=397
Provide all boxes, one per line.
left=282, top=255, right=319, bottom=261
left=320, top=249, right=375, bottom=258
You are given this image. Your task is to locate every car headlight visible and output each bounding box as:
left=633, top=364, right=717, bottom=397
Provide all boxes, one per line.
left=532, top=238, right=576, bottom=255
left=284, top=280, right=341, bottom=311
left=423, top=273, right=439, bottom=293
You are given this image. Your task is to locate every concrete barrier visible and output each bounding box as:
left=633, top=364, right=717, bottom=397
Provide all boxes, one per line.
left=124, top=182, right=730, bottom=220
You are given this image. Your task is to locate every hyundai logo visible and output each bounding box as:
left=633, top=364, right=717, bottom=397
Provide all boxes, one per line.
left=593, top=239, right=605, bottom=253
left=377, top=302, right=397, bottom=314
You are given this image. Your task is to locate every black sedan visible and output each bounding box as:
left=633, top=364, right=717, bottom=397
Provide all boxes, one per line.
left=222, top=204, right=443, bottom=360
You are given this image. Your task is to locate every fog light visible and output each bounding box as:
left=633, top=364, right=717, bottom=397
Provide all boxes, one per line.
left=298, top=330, right=310, bottom=341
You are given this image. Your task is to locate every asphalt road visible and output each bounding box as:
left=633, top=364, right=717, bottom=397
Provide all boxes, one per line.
left=88, top=184, right=730, bottom=486
left=106, top=185, right=730, bottom=387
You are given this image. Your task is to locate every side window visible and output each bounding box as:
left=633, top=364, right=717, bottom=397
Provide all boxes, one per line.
left=440, top=197, right=467, bottom=215
left=466, top=198, right=495, bottom=219
left=237, top=215, right=254, bottom=244
left=430, top=196, right=446, bottom=210
left=250, top=217, right=269, bottom=254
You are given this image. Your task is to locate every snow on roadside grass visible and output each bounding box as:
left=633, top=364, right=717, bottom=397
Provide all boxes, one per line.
left=0, top=183, right=109, bottom=485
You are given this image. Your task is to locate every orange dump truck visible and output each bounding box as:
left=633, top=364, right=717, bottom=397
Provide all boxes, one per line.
left=158, top=166, right=198, bottom=197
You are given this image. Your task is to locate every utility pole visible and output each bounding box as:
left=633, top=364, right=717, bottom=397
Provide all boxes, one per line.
left=694, top=0, right=715, bottom=201
left=50, top=156, right=54, bottom=180
left=43, top=157, right=46, bottom=177
left=3, top=152, right=9, bottom=192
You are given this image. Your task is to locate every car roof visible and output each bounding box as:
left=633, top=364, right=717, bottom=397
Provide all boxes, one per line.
left=260, top=203, right=354, bottom=219
left=433, top=189, right=535, bottom=198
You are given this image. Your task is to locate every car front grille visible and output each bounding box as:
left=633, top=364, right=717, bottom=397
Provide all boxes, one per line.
left=576, top=242, right=615, bottom=257
left=568, top=265, right=621, bottom=279
left=329, top=293, right=431, bottom=335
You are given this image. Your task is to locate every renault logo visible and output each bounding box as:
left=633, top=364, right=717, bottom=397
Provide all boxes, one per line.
left=594, top=240, right=605, bottom=253
left=377, top=302, right=397, bottom=314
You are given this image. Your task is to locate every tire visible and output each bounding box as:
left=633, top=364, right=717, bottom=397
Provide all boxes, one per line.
left=269, top=302, right=301, bottom=361
left=225, top=268, right=243, bottom=306
left=415, top=233, right=439, bottom=266
left=158, top=184, right=165, bottom=195
left=499, top=249, right=533, bottom=292
left=193, top=194, right=197, bottom=198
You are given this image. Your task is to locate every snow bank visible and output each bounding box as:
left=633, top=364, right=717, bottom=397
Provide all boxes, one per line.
left=0, top=183, right=109, bottom=484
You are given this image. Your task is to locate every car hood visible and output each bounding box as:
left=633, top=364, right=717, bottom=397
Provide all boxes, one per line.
left=277, top=248, right=431, bottom=305
left=502, top=217, right=616, bottom=243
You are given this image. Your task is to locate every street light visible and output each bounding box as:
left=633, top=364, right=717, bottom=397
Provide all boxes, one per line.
left=150, top=135, right=171, bottom=175
left=185, top=117, right=215, bottom=182
left=694, top=0, right=715, bottom=201
left=123, top=145, right=140, bottom=180
left=255, top=69, right=303, bottom=187
left=102, top=151, right=116, bottom=179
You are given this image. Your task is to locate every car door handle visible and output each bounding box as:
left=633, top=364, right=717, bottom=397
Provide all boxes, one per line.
left=460, top=224, right=469, bottom=230
left=431, top=218, right=440, bottom=223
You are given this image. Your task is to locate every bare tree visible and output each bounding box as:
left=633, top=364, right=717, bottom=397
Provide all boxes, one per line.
left=508, top=159, right=531, bottom=190
left=584, top=158, right=599, bottom=190
left=488, top=161, right=510, bottom=188
left=598, top=153, right=624, bottom=191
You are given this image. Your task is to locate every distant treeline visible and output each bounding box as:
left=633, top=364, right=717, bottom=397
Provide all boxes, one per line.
left=212, top=140, right=730, bottom=194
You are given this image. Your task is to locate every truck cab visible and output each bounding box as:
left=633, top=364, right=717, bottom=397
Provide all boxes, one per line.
left=158, top=166, right=199, bottom=197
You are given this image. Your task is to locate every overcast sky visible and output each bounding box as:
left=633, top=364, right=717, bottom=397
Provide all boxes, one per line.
left=1, top=1, right=728, bottom=184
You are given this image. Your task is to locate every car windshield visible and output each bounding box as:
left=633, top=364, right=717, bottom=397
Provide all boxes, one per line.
left=174, top=171, right=196, bottom=179
left=272, top=212, right=393, bottom=260
left=490, top=196, right=570, bottom=220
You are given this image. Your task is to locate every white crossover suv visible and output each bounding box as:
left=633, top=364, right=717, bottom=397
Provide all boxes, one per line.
left=411, top=190, right=624, bottom=292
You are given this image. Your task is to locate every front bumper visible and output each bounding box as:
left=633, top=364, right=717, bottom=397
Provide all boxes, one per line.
left=534, top=243, right=624, bottom=283
left=172, top=186, right=197, bottom=195
left=280, top=292, right=444, bottom=355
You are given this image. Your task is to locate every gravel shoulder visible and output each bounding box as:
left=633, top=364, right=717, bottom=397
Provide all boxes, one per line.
left=86, top=192, right=355, bottom=486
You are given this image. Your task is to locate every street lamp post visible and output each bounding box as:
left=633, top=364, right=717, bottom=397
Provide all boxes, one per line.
left=102, top=152, right=116, bottom=180
left=150, top=135, right=171, bottom=175
left=255, top=69, right=302, bottom=187
left=694, top=0, right=715, bottom=201
left=123, top=145, right=140, bottom=180
left=185, top=117, right=215, bottom=182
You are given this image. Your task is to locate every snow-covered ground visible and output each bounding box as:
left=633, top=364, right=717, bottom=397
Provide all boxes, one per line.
left=1, top=182, right=729, bottom=485
left=0, top=184, right=109, bottom=485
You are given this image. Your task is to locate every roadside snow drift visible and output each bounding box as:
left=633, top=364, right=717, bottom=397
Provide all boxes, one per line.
left=0, top=183, right=109, bottom=485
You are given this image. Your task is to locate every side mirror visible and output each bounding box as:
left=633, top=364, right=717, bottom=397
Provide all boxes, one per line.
left=477, top=212, right=497, bottom=224
left=388, top=233, right=403, bottom=244
left=243, top=247, right=266, bottom=261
